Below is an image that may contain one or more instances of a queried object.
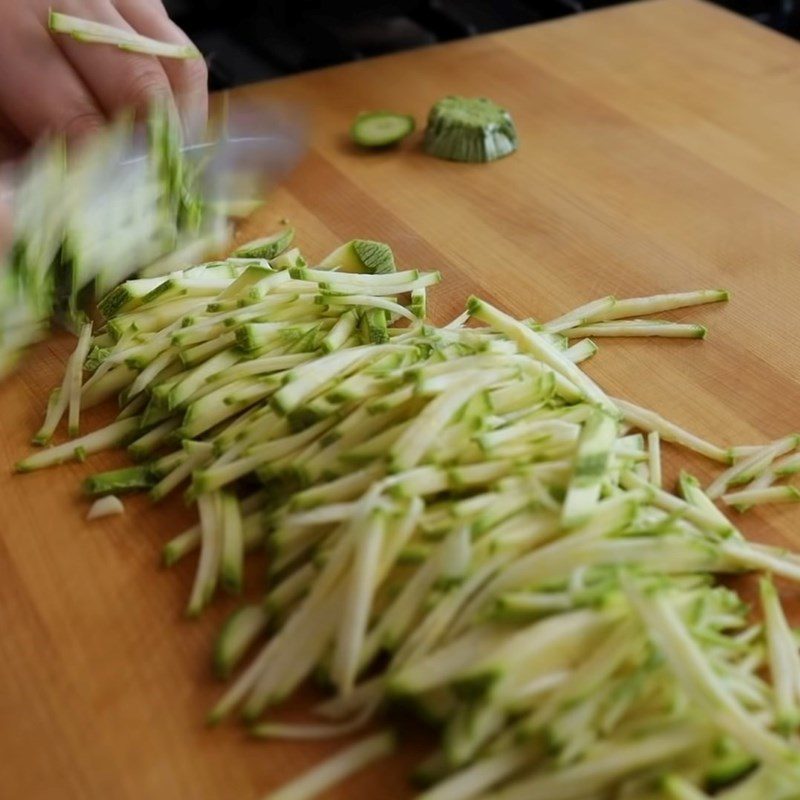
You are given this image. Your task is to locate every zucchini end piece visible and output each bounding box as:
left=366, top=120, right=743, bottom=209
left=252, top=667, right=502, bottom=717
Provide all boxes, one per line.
left=233, top=228, right=295, bottom=260
left=424, top=95, right=518, bottom=163
left=318, top=239, right=396, bottom=275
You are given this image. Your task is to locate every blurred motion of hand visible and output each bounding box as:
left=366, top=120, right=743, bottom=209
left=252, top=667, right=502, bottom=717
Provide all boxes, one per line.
left=0, top=0, right=208, bottom=159
left=0, top=188, right=9, bottom=247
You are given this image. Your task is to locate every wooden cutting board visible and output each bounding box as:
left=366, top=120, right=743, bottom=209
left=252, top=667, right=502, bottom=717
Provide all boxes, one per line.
left=4, top=0, right=800, bottom=797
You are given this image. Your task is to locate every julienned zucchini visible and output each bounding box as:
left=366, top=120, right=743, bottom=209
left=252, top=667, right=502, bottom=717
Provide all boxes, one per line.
left=351, top=111, right=415, bottom=148
left=424, top=95, right=518, bottom=163
left=50, top=10, right=202, bottom=59
left=84, top=465, right=156, bottom=496
left=18, top=226, right=800, bottom=800
left=213, top=603, right=270, bottom=680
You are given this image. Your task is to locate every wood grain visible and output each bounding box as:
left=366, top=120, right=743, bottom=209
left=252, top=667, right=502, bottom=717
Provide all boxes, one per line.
left=4, top=0, right=800, bottom=796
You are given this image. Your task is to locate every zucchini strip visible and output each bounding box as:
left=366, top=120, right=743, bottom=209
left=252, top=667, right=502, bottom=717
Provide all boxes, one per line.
left=260, top=731, right=395, bottom=800
left=565, top=338, right=597, bottom=364
left=613, top=397, right=729, bottom=463
left=543, top=296, right=616, bottom=333
left=706, top=435, right=799, bottom=499
left=68, top=322, right=94, bottom=437
left=648, top=431, right=662, bottom=489
left=16, top=417, right=141, bottom=471
left=251, top=703, right=376, bottom=740
left=588, top=289, right=729, bottom=322
left=722, top=486, right=800, bottom=508
left=760, top=577, right=800, bottom=732
left=566, top=320, right=706, bottom=339
left=50, top=11, right=202, bottom=59
left=187, top=492, right=223, bottom=616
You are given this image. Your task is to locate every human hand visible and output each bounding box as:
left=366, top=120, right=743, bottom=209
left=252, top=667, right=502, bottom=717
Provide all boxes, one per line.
left=0, top=0, right=207, bottom=148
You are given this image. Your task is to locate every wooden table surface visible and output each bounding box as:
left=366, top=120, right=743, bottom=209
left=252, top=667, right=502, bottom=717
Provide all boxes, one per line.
left=4, top=0, right=800, bottom=797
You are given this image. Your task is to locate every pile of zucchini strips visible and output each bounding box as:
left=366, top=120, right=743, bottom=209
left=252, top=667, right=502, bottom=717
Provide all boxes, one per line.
left=17, top=231, right=800, bottom=800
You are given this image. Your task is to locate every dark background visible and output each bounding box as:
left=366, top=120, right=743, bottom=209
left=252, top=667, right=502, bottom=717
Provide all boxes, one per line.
left=164, top=0, right=799, bottom=89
